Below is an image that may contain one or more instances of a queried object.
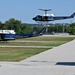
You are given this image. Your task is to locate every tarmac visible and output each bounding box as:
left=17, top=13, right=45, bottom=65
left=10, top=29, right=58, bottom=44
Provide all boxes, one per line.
left=0, top=39, right=75, bottom=75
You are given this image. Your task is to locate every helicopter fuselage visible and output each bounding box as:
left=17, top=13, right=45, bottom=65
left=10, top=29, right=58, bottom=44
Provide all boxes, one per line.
left=33, top=13, right=75, bottom=22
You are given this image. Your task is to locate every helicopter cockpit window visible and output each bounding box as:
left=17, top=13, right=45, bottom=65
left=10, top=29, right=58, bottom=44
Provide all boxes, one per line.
left=44, top=16, right=48, bottom=20
left=42, top=16, right=48, bottom=20
left=36, top=15, right=42, bottom=19
left=49, top=16, right=53, bottom=20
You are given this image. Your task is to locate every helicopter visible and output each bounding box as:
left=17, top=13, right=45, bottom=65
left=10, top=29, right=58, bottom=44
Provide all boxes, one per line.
left=33, top=9, right=75, bottom=22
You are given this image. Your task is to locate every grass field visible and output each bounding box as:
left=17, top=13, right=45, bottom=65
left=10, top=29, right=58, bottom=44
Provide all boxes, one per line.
left=16, top=36, right=75, bottom=41
left=0, top=48, right=49, bottom=61
left=0, top=41, right=67, bottom=46
left=0, top=35, right=75, bottom=61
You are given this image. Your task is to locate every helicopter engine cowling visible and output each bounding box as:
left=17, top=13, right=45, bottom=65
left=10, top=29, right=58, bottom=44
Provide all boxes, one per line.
left=43, top=14, right=55, bottom=16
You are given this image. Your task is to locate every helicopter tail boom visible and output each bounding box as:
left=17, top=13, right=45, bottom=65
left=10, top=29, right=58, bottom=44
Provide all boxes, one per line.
left=70, top=12, right=75, bottom=18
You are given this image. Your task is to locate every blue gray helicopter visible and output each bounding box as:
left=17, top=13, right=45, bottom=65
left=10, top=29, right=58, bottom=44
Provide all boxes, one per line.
left=33, top=9, right=75, bottom=22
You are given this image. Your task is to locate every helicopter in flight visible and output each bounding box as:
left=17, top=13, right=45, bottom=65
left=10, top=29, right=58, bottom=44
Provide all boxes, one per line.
left=33, top=9, right=75, bottom=22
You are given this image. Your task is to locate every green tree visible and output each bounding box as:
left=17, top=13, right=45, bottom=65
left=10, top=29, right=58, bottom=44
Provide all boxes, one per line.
left=5, top=18, right=22, bottom=33
left=21, top=24, right=32, bottom=34
left=48, top=26, right=55, bottom=33
left=0, top=21, right=3, bottom=30
left=33, top=27, right=42, bottom=33
left=68, top=23, right=75, bottom=35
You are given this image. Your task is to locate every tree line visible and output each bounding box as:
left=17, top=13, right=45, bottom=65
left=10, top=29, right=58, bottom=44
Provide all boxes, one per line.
left=0, top=18, right=75, bottom=35
left=0, top=18, right=33, bottom=34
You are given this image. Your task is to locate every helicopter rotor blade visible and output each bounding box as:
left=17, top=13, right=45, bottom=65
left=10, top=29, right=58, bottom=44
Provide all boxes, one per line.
left=39, top=9, right=52, bottom=15
left=39, top=9, right=52, bottom=11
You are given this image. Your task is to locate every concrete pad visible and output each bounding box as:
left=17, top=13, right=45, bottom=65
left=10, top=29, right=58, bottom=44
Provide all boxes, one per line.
left=20, top=39, right=75, bottom=65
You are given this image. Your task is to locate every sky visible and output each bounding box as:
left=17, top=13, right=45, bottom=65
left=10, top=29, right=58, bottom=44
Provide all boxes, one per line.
left=0, top=0, right=75, bottom=23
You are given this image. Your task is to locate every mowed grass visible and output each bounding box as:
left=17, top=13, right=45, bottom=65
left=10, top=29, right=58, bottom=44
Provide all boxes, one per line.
left=0, top=36, right=74, bottom=46
left=0, top=41, right=67, bottom=46
left=0, top=35, right=75, bottom=61
left=0, top=47, right=49, bottom=61
left=16, top=36, right=75, bottom=41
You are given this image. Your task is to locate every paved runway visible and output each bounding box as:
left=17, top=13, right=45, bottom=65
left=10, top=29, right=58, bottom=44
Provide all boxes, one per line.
left=0, top=39, right=75, bottom=75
